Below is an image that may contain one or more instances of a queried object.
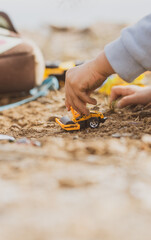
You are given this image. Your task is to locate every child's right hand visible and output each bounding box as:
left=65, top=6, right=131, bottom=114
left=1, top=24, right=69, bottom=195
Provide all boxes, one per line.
left=110, top=85, right=151, bottom=108
left=65, top=51, right=114, bottom=115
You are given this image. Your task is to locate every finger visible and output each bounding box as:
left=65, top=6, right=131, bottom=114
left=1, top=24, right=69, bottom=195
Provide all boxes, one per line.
left=78, top=92, right=97, bottom=105
left=65, top=85, right=71, bottom=110
left=68, top=92, right=89, bottom=115
left=117, top=94, right=138, bottom=108
left=66, top=82, right=89, bottom=115
left=67, top=84, right=89, bottom=115
left=110, top=86, right=132, bottom=103
left=65, top=85, right=81, bottom=113
left=69, top=98, right=89, bottom=115
left=65, top=98, right=71, bottom=111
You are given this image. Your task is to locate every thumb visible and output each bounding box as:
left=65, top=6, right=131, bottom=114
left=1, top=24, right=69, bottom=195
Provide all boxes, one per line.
left=117, top=94, right=137, bottom=108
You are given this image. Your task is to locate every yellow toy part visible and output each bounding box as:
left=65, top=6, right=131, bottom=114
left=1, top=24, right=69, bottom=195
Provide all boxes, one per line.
left=44, top=60, right=83, bottom=88
left=44, top=61, right=76, bottom=80
left=55, top=117, right=80, bottom=131
left=99, top=74, right=145, bottom=95
left=55, top=107, right=107, bottom=131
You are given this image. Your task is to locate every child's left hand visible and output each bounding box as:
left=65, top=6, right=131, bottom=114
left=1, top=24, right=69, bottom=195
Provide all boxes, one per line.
left=110, top=85, right=151, bottom=108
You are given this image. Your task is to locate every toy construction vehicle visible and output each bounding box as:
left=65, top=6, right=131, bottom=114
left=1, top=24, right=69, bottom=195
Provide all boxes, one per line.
left=55, top=108, right=107, bottom=131
left=44, top=60, right=83, bottom=88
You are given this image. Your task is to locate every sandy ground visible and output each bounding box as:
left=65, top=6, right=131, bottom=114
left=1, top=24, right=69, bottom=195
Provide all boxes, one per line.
left=0, top=23, right=151, bottom=240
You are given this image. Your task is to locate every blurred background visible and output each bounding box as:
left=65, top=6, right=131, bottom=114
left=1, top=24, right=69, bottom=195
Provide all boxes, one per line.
left=1, top=0, right=151, bottom=29
left=1, top=0, right=151, bottom=62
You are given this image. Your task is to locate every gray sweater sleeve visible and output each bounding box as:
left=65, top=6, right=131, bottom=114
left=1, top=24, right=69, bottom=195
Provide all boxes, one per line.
left=104, top=14, right=151, bottom=82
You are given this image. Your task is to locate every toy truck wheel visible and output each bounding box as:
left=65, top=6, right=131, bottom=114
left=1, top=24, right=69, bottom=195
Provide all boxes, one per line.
left=88, top=118, right=100, bottom=129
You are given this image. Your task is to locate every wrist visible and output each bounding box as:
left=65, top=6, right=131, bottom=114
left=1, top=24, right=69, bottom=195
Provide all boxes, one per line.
left=94, top=51, right=115, bottom=79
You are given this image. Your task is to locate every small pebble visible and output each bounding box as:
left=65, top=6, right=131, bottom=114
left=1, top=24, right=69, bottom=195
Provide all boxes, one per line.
left=16, top=138, right=41, bottom=147
left=142, top=134, right=151, bottom=147
left=0, top=134, right=15, bottom=142
left=73, top=135, right=79, bottom=140
left=112, top=133, right=121, bottom=138
left=122, top=133, right=133, bottom=137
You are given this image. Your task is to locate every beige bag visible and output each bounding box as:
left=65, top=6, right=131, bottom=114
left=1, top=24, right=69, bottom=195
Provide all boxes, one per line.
left=0, top=12, right=44, bottom=93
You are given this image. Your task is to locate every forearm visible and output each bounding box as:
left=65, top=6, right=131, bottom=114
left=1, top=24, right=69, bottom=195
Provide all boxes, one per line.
left=93, top=51, right=115, bottom=79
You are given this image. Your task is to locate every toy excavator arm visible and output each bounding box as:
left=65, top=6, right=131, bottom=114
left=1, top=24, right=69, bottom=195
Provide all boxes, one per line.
left=70, top=107, right=80, bottom=118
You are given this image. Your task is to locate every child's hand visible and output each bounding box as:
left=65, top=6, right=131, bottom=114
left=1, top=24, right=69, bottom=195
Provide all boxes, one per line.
left=65, top=51, right=114, bottom=115
left=110, top=85, right=151, bottom=108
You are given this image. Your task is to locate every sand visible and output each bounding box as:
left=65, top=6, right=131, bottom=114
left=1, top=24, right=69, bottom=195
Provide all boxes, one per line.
left=0, top=22, right=151, bottom=240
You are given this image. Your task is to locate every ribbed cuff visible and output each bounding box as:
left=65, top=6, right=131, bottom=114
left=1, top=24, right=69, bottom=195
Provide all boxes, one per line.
left=104, top=37, right=145, bottom=82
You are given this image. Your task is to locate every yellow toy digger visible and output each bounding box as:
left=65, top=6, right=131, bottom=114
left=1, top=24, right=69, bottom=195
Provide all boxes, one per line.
left=55, top=108, right=107, bottom=131
left=44, top=60, right=83, bottom=88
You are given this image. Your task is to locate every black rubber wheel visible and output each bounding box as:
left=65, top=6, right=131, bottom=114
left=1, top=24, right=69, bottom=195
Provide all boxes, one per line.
left=88, top=118, right=100, bottom=129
